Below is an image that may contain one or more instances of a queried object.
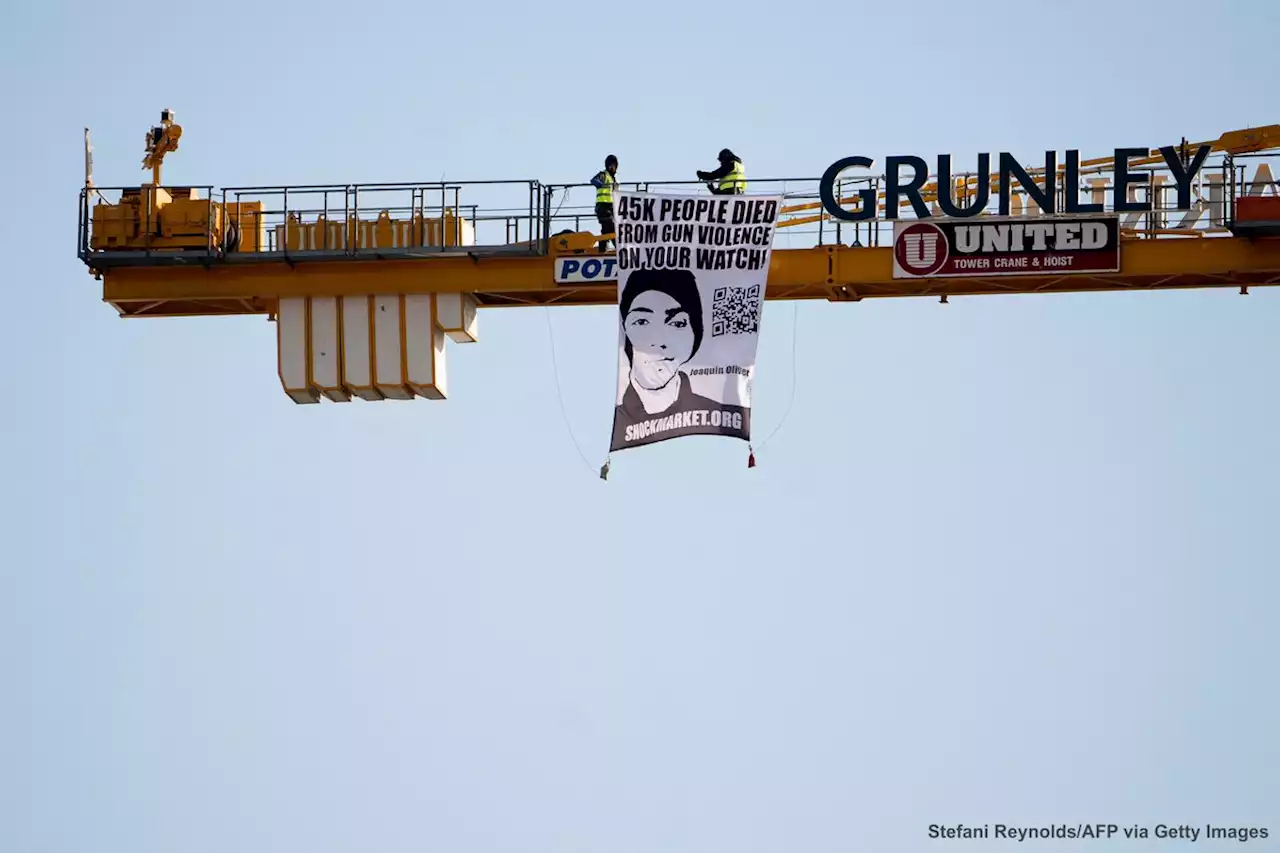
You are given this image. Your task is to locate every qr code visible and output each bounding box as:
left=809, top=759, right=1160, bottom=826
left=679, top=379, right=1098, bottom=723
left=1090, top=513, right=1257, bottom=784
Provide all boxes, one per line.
left=711, top=284, right=761, bottom=337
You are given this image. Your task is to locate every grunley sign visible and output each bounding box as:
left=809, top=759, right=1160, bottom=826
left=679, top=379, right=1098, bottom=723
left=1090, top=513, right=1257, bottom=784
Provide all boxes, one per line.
left=818, top=143, right=1212, bottom=220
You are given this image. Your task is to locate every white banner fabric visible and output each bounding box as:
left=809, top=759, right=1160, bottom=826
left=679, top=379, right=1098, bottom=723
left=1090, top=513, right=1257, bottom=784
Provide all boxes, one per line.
left=607, top=190, right=783, bottom=453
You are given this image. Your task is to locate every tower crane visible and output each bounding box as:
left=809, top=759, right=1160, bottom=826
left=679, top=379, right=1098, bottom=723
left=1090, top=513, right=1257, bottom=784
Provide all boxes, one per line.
left=78, top=111, right=1280, bottom=405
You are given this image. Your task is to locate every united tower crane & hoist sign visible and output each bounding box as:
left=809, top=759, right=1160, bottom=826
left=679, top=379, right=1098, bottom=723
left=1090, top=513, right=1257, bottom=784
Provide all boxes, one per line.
left=891, top=215, right=1121, bottom=279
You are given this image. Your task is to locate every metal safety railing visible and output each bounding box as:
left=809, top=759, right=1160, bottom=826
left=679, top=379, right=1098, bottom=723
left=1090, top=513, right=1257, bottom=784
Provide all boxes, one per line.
left=78, top=152, right=1278, bottom=267
left=78, top=179, right=553, bottom=266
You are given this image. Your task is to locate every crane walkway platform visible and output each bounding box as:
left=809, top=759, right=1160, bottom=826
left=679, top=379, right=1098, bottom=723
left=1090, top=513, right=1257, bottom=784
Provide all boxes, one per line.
left=83, top=241, right=547, bottom=269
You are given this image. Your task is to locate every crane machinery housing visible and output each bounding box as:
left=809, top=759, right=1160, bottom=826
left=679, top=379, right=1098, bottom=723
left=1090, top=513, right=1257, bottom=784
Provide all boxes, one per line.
left=78, top=111, right=1280, bottom=405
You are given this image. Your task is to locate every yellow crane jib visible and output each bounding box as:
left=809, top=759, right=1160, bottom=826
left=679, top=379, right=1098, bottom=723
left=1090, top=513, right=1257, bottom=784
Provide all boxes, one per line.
left=75, top=110, right=1280, bottom=409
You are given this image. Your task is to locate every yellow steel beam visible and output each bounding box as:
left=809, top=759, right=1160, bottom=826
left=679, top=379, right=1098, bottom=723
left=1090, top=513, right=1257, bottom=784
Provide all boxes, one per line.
left=99, top=236, right=1280, bottom=316
left=825, top=235, right=1280, bottom=301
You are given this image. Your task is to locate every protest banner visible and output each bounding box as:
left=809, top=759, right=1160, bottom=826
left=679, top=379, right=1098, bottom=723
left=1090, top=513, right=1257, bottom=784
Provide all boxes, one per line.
left=607, top=190, right=782, bottom=453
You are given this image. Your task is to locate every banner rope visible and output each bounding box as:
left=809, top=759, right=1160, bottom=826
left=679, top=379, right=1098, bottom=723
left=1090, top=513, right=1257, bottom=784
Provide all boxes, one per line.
left=546, top=185, right=615, bottom=480
left=747, top=184, right=799, bottom=466
left=752, top=299, right=799, bottom=454
left=551, top=185, right=571, bottom=220
left=542, top=306, right=600, bottom=478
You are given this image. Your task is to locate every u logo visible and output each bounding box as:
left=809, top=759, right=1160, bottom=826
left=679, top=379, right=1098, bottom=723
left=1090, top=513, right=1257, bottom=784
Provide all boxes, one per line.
left=903, top=233, right=939, bottom=269
left=894, top=222, right=949, bottom=276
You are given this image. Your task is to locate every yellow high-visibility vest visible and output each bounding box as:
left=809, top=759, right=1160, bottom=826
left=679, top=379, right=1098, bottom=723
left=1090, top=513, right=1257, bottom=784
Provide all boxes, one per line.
left=719, top=160, right=746, bottom=193
left=596, top=172, right=616, bottom=204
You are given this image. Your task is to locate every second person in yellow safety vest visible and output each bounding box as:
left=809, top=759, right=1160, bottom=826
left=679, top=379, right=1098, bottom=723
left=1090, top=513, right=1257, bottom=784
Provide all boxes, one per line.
left=697, top=149, right=747, bottom=195
left=591, top=154, right=619, bottom=251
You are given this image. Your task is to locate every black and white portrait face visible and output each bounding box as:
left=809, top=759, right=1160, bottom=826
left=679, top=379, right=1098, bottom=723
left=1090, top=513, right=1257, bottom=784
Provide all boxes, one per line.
left=623, top=288, right=695, bottom=390
left=618, top=267, right=705, bottom=396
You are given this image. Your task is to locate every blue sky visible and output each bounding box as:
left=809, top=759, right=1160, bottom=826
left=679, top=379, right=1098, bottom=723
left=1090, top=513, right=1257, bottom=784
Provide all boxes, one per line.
left=3, top=1, right=1279, bottom=851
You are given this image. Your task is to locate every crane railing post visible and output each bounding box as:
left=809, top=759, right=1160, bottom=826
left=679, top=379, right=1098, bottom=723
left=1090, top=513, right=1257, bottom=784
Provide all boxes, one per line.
left=347, top=185, right=355, bottom=257
left=874, top=178, right=882, bottom=246
left=283, top=186, right=290, bottom=262
left=77, top=187, right=84, bottom=262
left=533, top=181, right=541, bottom=252
left=835, top=177, right=842, bottom=246
left=540, top=181, right=551, bottom=256
left=535, top=182, right=544, bottom=251
left=78, top=186, right=87, bottom=262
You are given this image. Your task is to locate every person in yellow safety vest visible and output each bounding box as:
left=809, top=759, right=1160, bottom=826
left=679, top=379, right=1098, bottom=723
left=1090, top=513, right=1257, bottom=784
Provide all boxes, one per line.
left=591, top=154, right=619, bottom=251
left=697, top=149, right=746, bottom=195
